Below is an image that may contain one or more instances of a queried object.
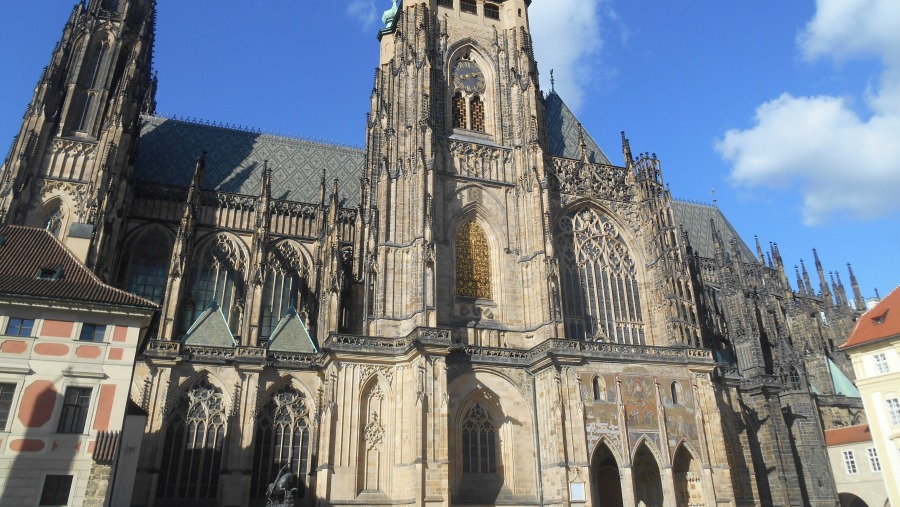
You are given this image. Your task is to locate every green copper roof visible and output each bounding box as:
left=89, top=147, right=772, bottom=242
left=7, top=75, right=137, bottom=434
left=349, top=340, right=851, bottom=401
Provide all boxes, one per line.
left=828, top=358, right=861, bottom=398
left=182, top=301, right=236, bottom=348
left=382, top=0, right=400, bottom=28
left=266, top=308, right=318, bottom=353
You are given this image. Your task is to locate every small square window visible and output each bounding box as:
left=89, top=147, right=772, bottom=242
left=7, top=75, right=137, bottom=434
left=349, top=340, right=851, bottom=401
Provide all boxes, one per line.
left=39, top=475, right=73, bottom=506
left=0, top=383, right=16, bottom=430
left=57, top=387, right=92, bottom=434
left=5, top=318, right=34, bottom=337
left=79, top=324, right=106, bottom=342
left=36, top=267, right=63, bottom=281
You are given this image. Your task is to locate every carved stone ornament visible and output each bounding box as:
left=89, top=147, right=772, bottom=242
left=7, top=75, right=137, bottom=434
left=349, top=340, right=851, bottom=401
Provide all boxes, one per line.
left=364, top=412, right=385, bottom=450
left=551, top=158, right=632, bottom=202
left=449, top=141, right=512, bottom=182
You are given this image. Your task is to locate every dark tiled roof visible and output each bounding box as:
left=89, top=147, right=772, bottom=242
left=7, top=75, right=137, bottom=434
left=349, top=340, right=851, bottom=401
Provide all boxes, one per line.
left=0, top=225, right=157, bottom=309
left=545, top=91, right=612, bottom=164
left=671, top=201, right=756, bottom=263
left=135, top=116, right=365, bottom=206
left=843, top=285, right=900, bottom=349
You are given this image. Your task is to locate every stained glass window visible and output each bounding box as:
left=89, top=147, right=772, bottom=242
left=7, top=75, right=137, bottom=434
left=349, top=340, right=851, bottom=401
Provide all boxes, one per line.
left=251, top=386, right=311, bottom=499
left=462, top=403, right=497, bottom=474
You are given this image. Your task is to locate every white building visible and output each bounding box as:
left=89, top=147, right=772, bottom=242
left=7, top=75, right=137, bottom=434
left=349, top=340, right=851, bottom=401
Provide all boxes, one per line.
left=842, top=286, right=900, bottom=506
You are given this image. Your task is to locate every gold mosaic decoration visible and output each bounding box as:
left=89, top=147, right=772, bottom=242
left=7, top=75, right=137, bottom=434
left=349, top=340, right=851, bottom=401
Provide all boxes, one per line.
left=456, top=220, right=492, bottom=299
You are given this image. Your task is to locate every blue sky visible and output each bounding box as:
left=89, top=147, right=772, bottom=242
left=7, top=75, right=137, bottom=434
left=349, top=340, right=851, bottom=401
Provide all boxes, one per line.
left=1, top=0, right=898, bottom=302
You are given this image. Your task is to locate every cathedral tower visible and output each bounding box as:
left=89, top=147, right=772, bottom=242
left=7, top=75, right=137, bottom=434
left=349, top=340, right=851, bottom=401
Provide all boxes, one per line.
left=0, top=0, right=155, bottom=279
left=361, top=0, right=559, bottom=347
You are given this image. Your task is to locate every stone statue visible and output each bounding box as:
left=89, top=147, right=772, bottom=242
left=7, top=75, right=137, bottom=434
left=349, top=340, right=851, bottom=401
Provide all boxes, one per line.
left=266, top=464, right=299, bottom=507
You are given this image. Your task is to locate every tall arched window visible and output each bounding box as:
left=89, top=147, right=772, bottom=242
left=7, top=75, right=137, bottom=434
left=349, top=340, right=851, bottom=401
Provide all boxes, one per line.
left=69, top=39, right=109, bottom=134
left=181, top=234, right=244, bottom=334
left=452, top=92, right=467, bottom=129
left=593, top=377, right=605, bottom=401
left=470, top=95, right=485, bottom=132
left=251, top=386, right=311, bottom=500
left=158, top=379, right=227, bottom=501
left=42, top=203, right=64, bottom=238
left=261, top=242, right=306, bottom=341
left=456, top=220, right=491, bottom=299
left=789, top=366, right=802, bottom=390
left=554, top=207, right=645, bottom=344
left=671, top=381, right=683, bottom=406
left=122, top=231, right=172, bottom=304
left=462, top=403, right=497, bottom=474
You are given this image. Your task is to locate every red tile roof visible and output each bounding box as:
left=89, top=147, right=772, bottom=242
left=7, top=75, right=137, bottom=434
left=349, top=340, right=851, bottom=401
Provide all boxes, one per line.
left=824, top=424, right=872, bottom=446
left=842, top=285, right=900, bottom=349
left=0, top=225, right=158, bottom=309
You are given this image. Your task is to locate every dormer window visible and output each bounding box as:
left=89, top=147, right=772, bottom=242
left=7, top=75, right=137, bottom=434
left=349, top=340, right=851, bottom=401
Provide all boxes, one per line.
left=484, top=3, right=500, bottom=20
left=37, top=267, right=63, bottom=281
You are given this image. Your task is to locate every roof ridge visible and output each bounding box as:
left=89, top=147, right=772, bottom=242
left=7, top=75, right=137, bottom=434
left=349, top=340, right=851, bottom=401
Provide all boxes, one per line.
left=142, top=113, right=364, bottom=151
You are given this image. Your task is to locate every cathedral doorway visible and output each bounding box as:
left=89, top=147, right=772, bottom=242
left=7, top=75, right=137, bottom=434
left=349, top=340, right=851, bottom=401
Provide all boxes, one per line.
left=673, top=445, right=704, bottom=507
left=632, top=444, right=663, bottom=507
left=590, top=442, right=623, bottom=507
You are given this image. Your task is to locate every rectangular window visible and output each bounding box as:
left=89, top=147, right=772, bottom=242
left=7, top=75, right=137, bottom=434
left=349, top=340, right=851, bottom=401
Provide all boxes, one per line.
left=4, top=318, right=34, bottom=336
left=842, top=450, right=857, bottom=474
left=461, top=0, right=477, bottom=15
left=484, top=3, right=500, bottom=20
left=39, top=475, right=73, bottom=506
left=0, top=383, right=15, bottom=430
left=867, top=447, right=882, bottom=472
left=874, top=352, right=890, bottom=374
left=437, top=0, right=453, bottom=7
left=57, top=387, right=91, bottom=434
left=888, top=398, right=900, bottom=426
left=79, top=324, right=106, bottom=342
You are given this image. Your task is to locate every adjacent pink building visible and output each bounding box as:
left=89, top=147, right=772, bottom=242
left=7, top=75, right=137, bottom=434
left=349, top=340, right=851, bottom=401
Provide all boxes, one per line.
left=0, top=226, right=156, bottom=506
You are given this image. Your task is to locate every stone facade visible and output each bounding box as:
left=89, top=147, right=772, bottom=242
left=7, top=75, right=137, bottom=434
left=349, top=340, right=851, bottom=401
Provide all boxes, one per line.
left=0, top=1, right=870, bottom=506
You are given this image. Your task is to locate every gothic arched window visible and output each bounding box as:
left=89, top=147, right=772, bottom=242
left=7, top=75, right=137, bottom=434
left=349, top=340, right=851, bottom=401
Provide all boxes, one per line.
left=593, top=377, right=605, bottom=401
left=181, top=234, right=244, bottom=334
left=470, top=95, right=485, bottom=132
left=671, top=381, right=683, bottom=406
left=261, top=243, right=306, bottom=340
left=554, top=207, right=645, bottom=344
left=462, top=403, right=497, bottom=474
left=42, top=204, right=64, bottom=238
left=157, top=379, right=227, bottom=500
left=122, top=231, right=172, bottom=304
left=452, top=92, right=467, bottom=129
left=789, top=366, right=802, bottom=390
left=456, top=220, right=491, bottom=299
left=251, top=386, right=311, bottom=500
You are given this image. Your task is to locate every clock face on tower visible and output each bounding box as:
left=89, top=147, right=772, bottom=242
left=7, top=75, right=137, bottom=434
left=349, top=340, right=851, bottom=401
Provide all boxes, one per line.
left=453, top=60, right=486, bottom=94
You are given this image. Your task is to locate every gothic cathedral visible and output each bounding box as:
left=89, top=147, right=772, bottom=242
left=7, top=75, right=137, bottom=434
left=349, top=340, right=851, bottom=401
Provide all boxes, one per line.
left=0, top=1, right=867, bottom=506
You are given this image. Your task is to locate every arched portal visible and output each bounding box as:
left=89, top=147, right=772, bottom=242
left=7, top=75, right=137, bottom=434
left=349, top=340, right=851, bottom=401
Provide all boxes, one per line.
left=632, top=444, right=663, bottom=507
left=673, top=445, right=704, bottom=507
left=838, top=493, right=870, bottom=507
left=590, top=442, right=623, bottom=507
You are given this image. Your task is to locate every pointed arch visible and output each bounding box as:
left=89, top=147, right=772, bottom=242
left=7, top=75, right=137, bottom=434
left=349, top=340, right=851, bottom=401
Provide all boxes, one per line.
left=632, top=441, right=664, bottom=507
left=119, top=224, right=175, bottom=304
left=553, top=203, right=647, bottom=344
left=590, top=438, right=624, bottom=507
left=673, top=443, right=704, bottom=507
left=357, top=374, right=392, bottom=494
left=180, top=231, right=248, bottom=335
left=37, top=198, right=67, bottom=238
left=670, top=381, right=684, bottom=406
left=250, top=382, right=313, bottom=501
left=157, top=376, right=229, bottom=501
left=592, top=376, right=606, bottom=402
left=455, top=218, right=492, bottom=299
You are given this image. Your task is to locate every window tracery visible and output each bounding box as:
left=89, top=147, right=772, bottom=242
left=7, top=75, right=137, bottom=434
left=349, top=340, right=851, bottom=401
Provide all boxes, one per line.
left=261, top=242, right=306, bottom=340
left=554, top=207, right=645, bottom=343
left=181, top=233, right=244, bottom=333
left=158, top=379, right=227, bottom=500
left=43, top=204, right=64, bottom=238
left=456, top=220, right=491, bottom=299
left=461, top=403, right=497, bottom=474
left=251, top=386, right=311, bottom=500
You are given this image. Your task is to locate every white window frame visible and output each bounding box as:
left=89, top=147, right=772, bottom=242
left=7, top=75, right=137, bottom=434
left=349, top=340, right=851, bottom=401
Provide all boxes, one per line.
left=867, top=447, right=881, bottom=472
left=887, top=398, right=900, bottom=426
left=874, top=352, right=890, bottom=374
left=842, top=450, right=857, bottom=474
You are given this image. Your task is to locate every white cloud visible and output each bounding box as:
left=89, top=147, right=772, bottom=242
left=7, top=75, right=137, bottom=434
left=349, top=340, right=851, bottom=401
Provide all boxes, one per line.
left=347, top=0, right=378, bottom=30
left=717, top=0, right=900, bottom=225
left=530, top=0, right=614, bottom=112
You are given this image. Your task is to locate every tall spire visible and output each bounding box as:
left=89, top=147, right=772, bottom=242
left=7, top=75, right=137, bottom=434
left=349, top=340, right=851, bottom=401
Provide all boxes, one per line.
left=795, top=266, right=806, bottom=295
left=755, top=236, right=765, bottom=264
left=813, top=248, right=830, bottom=299
left=801, top=259, right=814, bottom=295
left=848, top=263, right=865, bottom=311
